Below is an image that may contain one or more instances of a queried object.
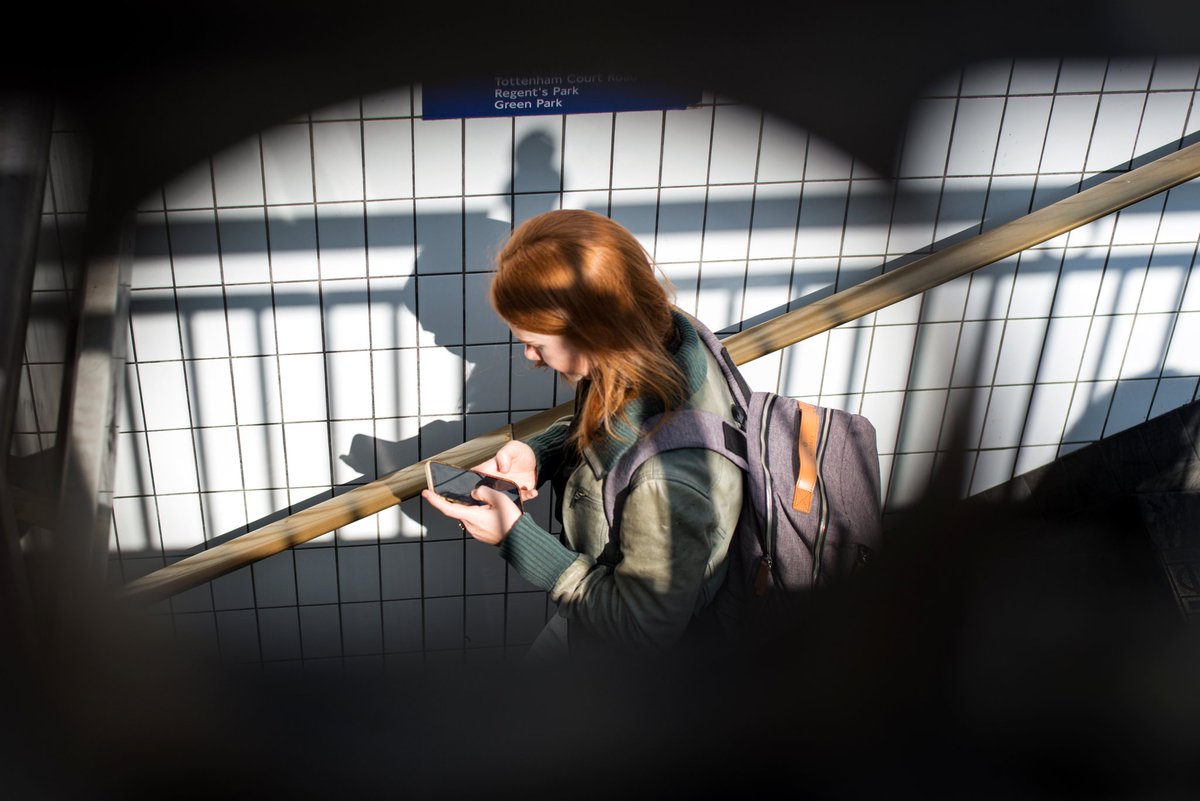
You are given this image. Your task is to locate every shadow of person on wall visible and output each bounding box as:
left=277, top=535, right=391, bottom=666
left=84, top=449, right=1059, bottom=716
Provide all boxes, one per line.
left=337, top=130, right=569, bottom=538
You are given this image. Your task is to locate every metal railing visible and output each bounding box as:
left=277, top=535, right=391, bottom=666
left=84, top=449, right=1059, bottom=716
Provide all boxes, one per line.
left=120, top=139, right=1200, bottom=605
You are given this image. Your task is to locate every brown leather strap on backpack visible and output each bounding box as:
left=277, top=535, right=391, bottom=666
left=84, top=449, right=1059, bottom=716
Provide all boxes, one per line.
left=792, top=400, right=819, bottom=513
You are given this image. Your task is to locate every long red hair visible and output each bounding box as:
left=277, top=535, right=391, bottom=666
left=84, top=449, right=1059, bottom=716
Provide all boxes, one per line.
left=491, top=209, right=686, bottom=450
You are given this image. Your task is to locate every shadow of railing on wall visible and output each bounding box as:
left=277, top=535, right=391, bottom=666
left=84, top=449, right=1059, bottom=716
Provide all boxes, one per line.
left=112, top=138, right=1200, bottom=606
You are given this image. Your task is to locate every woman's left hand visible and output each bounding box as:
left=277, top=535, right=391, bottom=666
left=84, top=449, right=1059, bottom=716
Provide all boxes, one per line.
left=421, top=485, right=523, bottom=545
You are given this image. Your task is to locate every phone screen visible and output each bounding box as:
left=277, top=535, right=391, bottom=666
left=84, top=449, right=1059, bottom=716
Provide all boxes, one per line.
left=426, top=462, right=523, bottom=509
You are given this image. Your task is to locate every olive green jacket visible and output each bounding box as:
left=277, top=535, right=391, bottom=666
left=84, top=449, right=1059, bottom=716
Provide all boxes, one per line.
left=498, top=311, right=743, bottom=652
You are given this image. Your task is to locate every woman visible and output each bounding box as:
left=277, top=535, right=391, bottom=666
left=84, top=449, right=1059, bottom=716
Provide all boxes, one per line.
left=421, top=209, right=743, bottom=656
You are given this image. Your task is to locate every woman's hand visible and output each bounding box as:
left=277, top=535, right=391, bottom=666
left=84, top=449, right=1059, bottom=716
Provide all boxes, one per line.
left=472, top=440, right=539, bottom=502
left=421, top=485, right=523, bottom=546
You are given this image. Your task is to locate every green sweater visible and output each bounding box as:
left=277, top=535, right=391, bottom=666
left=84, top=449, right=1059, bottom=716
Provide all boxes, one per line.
left=498, top=311, right=743, bottom=651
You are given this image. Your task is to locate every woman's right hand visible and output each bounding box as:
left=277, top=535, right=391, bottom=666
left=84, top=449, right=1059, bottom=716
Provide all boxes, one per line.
left=473, top=440, right=539, bottom=502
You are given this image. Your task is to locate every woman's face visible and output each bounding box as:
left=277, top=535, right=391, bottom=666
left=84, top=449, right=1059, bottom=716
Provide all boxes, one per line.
left=510, top=325, right=591, bottom=384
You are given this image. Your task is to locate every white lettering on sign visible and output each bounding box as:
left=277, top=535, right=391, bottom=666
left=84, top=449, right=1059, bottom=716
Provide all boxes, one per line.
left=495, top=75, right=563, bottom=87
left=414, top=72, right=698, bottom=120
left=495, top=87, right=548, bottom=99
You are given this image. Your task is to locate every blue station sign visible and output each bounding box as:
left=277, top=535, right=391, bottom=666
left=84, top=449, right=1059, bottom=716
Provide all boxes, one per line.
left=422, top=73, right=701, bottom=119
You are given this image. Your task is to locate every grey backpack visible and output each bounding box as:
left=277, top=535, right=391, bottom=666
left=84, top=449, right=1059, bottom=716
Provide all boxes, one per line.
left=601, top=314, right=883, bottom=612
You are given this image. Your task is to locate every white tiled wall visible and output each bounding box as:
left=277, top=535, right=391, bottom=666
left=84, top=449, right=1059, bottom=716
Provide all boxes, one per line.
left=104, top=58, right=1200, bottom=668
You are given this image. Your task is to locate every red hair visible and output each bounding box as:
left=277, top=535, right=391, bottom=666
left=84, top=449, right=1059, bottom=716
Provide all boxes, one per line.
left=491, top=210, right=686, bottom=450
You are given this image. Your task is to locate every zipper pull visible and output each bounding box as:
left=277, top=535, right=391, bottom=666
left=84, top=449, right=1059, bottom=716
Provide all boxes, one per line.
left=753, top=555, right=772, bottom=596
left=851, top=544, right=872, bottom=574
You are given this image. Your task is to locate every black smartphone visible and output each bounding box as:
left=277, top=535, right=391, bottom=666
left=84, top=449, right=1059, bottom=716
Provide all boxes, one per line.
left=424, top=461, right=524, bottom=509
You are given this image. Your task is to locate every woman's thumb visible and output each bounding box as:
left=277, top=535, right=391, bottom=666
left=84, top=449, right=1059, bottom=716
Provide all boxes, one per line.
left=472, top=484, right=504, bottom=505
left=495, top=450, right=511, bottom=472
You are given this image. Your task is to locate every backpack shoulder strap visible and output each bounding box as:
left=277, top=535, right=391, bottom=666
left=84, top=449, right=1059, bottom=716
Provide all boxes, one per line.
left=601, top=409, right=750, bottom=530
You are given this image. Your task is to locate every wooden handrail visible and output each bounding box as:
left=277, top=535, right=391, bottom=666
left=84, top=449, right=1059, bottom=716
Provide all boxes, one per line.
left=725, top=141, right=1200, bottom=364
left=120, top=139, right=1200, bottom=605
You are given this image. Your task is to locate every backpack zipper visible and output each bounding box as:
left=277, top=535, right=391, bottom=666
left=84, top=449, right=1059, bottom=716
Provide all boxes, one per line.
left=755, top=394, right=778, bottom=597
left=754, top=554, right=773, bottom=596
left=810, top=407, right=832, bottom=586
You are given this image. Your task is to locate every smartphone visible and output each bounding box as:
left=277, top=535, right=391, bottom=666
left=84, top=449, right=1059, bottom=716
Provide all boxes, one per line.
left=424, top=461, right=524, bottom=510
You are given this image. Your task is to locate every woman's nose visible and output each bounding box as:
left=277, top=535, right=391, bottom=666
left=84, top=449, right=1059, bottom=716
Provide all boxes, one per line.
left=523, top=344, right=538, bottom=362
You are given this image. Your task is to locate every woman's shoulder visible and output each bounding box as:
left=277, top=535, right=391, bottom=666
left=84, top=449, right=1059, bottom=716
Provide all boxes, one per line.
left=630, top=445, right=743, bottom=495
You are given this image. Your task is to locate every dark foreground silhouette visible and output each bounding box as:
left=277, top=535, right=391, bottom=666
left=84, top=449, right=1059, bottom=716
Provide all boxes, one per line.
left=4, top=464, right=1198, bottom=801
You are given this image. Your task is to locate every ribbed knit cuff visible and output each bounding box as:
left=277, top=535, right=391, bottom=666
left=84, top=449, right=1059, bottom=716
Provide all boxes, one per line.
left=524, top=423, right=571, bottom=484
left=498, top=514, right=578, bottom=591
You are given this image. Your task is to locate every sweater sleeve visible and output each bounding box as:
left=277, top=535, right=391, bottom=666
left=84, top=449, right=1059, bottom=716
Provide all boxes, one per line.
left=497, top=513, right=589, bottom=591
left=521, top=415, right=573, bottom=486
left=497, top=414, right=580, bottom=587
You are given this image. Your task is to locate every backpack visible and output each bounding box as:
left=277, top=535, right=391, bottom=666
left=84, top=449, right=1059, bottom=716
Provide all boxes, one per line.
left=600, top=313, right=884, bottom=617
